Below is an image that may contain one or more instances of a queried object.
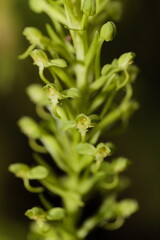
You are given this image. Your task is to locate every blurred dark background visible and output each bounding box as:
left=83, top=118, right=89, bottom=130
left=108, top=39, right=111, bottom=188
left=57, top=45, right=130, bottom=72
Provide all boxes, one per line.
left=0, top=0, right=160, bottom=239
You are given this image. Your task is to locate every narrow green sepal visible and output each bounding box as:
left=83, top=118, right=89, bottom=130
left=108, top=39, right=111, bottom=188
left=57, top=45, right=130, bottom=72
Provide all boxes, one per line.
left=29, top=166, right=49, bottom=180
left=77, top=143, right=96, bottom=155
left=46, top=208, right=65, bottom=221
left=61, top=121, right=75, bottom=132
left=49, top=59, right=67, bottom=68
left=62, top=88, right=81, bottom=99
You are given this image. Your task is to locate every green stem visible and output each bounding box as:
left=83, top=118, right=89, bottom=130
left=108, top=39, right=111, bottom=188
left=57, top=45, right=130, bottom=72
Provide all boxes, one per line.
left=23, top=178, right=43, bottom=193
left=74, top=32, right=88, bottom=90
left=94, top=39, right=103, bottom=79
left=39, top=67, right=50, bottom=84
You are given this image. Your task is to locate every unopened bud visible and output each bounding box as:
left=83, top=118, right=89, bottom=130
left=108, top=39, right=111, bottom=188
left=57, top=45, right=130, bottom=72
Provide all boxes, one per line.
left=26, top=84, right=48, bottom=106
left=75, top=114, right=92, bottom=133
left=82, top=0, right=96, bottom=16
left=46, top=208, right=65, bottom=221
left=29, top=0, right=45, bottom=13
left=118, top=199, right=139, bottom=218
left=100, top=21, right=117, bottom=42
left=18, top=117, right=41, bottom=139
left=23, top=27, right=42, bottom=46
left=29, top=166, right=48, bottom=180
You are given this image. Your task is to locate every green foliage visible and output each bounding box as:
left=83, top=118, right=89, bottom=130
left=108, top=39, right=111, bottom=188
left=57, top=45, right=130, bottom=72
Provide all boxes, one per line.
left=9, top=0, right=139, bottom=239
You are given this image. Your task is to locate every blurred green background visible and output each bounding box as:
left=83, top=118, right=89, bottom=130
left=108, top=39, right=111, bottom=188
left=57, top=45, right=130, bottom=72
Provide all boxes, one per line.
left=0, top=0, right=160, bottom=239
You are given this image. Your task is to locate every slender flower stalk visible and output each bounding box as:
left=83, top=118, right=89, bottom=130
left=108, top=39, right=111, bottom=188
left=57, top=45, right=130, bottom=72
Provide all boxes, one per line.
left=9, top=1, right=139, bottom=240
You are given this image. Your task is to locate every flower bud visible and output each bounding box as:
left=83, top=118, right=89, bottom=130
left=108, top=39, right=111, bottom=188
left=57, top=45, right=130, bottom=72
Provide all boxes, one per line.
left=112, top=157, right=129, bottom=173
left=23, top=27, right=42, bottom=46
left=18, top=117, right=41, bottom=139
left=46, top=208, right=65, bottom=221
left=29, top=0, right=45, bottom=13
left=49, top=59, right=67, bottom=68
left=100, top=21, right=117, bottom=42
left=121, top=101, right=139, bottom=121
left=26, top=84, right=48, bottom=106
left=82, top=0, right=96, bottom=16
left=29, top=166, right=48, bottom=180
left=118, top=52, right=136, bottom=70
left=118, top=199, right=139, bottom=218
